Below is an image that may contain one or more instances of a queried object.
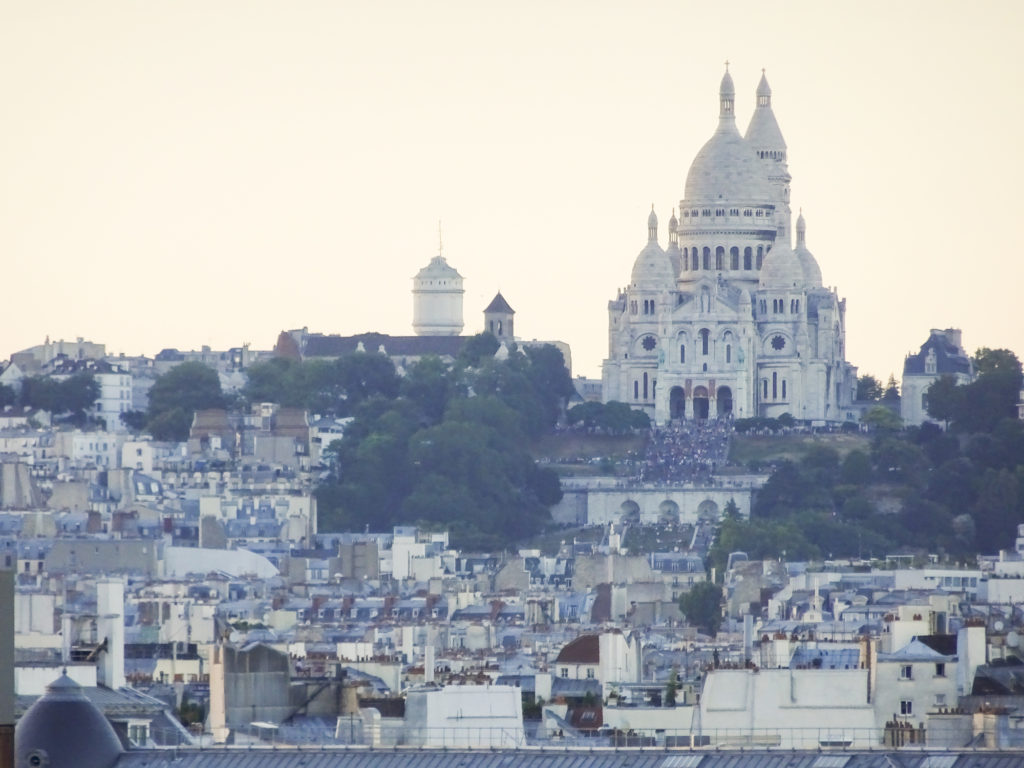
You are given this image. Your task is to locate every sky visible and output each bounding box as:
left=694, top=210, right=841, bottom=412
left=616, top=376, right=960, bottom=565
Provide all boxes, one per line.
left=2, top=1, right=1023, bottom=384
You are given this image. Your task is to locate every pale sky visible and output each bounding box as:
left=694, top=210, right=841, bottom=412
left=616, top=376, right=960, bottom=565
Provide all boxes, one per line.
left=2, top=1, right=1022, bottom=384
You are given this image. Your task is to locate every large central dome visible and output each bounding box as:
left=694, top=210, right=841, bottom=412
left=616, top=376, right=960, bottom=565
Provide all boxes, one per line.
left=683, top=71, right=773, bottom=206
left=684, top=128, right=772, bottom=204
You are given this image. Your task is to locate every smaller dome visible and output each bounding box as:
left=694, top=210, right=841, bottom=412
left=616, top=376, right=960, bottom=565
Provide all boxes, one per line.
left=631, top=241, right=674, bottom=287
left=759, top=239, right=804, bottom=290
left=16, top=673, right=124, bottom=768
left=631, top=210, right=674, bottom=287
left=668, top=208, right=678, bottom=228
left=793, top=212, right=823, bottom=287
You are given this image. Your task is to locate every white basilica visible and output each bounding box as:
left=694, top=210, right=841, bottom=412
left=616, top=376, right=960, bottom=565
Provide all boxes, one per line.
left=602, top=69, right=857, bottom=425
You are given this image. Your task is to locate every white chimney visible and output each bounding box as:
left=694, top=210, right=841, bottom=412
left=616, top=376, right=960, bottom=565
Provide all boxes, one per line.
left=97, top=579, right=126, bottom=690
left=424, top=645, right=435, bottom=684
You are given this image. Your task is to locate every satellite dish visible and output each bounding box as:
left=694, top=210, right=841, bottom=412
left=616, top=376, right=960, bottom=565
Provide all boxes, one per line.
left=995, top=620, right=1005, bottom=632
left=1008, top=631, right=1020, bottom=648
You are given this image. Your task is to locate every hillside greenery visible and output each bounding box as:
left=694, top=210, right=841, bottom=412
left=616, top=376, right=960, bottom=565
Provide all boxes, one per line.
left=312, top=335, right=576, bottom=550
left=709, top=348, right=1024, bottom=575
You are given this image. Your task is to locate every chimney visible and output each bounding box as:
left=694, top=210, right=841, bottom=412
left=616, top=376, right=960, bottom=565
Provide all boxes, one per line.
left=96, top=579, right=126, bottom=690
left=424, top=645, right=435, bottom=684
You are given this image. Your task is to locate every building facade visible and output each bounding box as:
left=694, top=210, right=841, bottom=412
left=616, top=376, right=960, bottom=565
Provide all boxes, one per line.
left=602, top=70, right=856, bottom=424
left=900, top=328, right=974, bottom=427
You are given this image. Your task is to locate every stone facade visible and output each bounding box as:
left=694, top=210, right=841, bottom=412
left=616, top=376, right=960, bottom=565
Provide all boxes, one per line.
left=603, top=70, right=857, bottom=425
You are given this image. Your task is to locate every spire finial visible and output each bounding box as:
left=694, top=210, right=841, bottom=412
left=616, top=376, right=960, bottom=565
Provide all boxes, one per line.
left=438, top=220, right=443, bottom=257
left=724, top=59, right=730, bottom=72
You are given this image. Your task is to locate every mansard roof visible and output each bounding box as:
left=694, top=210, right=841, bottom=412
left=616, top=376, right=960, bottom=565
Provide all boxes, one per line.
left=903, top=329, right=972, bottom=376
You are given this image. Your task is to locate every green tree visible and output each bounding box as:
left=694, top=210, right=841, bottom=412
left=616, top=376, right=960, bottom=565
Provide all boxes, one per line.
left=20, top=376, right=64, bottom=413
left=664, top=667, right=679, bottom=707
left=856, top=374, right=883, bottom=402
left=973, top=468, right=1021, bottom=553
left=567, top=401, right=604, bottom=429
left=19, top=374, right=98, bottom=423
left=925, top=375, right=963, bottom=428
left=242, top=357, right=296, bottom=405
left=861, top=405, right=902, bottom=433
left=881, top=374, right=900, bottom=404
left=60, top=373, right=100, bottom=418
left=523, top=344, right=575, bottom=429
left=953, top=350, right=1023, bottom=434
left=120, top=410, right=148, bottom=432
left=458, top=332, right=500, bottom=368
left=840, top=449, right=873, bottom=485
left=146, top=362, right=224, bottom=441
left=974, top=347, right=1023, bottom=379
left=679, top=582, right=723, bottom=636
left=401, top=355, right=460, bottom=424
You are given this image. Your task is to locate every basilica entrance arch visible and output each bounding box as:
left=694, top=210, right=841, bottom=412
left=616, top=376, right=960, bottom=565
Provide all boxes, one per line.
left=692, top=386, right=710, bottom=420
left=697, top=499, right=720, bottom=522
left=717, top=386, right=733, bottom=417
left=658, top=500, right=680, bottom=525
left=669, top=386, right=686, bottom=420
left=620, top=500, right=641, bottom=523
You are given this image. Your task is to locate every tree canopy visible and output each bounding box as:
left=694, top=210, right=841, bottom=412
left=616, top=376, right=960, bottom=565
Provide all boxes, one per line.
left=679, top=582, right=724, bottom=636
left=20, top=373, right=99, bottom=425
left=315, top=337, right=571, bottom=549
left=146, top=362, right=224, bottom=441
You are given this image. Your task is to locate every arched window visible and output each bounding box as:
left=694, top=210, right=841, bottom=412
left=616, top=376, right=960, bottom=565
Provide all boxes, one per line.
left=726, top=344, right=731, bottom=364
left=763, top=379, right=768, bottom=399
left=782, top=379, right=787, bottom=399
left=744, top=247, right=752, bottom=270
left=683, top=249, right=689, bottom=271
left=643, top=372, right=649, bottom=400
left=715, top=246, right=725, bottom=270
left=756, top=246, right=764, bottom=269
left=497, top=320, right=503, bottom=335
left=700, top=329, right=710, bottom=355
left=730, top=247, right=739, bottom=270
left=634, top=380, right=639, bottom=399
left=702, top=247, right=710, bottom=270
left=772, top=371, right=778, bottom=399
left=680, top=345, right=686, bottom=363
left=489, top=320, right=495, bottom=333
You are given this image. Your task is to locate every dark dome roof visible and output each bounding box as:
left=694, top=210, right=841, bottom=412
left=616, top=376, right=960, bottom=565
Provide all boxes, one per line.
left=15, top=673, right=123, bottom=768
